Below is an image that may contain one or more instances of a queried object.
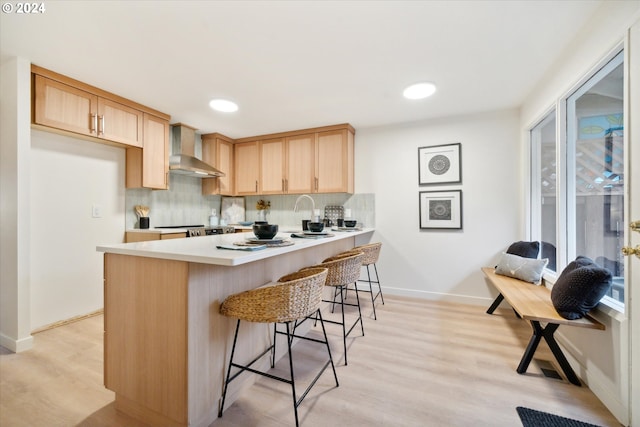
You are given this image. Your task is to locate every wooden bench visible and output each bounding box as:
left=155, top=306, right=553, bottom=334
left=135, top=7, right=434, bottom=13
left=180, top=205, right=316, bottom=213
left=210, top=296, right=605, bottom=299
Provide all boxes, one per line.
left=482, top=267, right=605, bottom=386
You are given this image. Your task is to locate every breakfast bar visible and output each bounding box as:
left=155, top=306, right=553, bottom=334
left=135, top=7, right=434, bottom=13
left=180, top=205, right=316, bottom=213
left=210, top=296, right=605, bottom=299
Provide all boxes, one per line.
left=97, top=228, right=373, bottom=427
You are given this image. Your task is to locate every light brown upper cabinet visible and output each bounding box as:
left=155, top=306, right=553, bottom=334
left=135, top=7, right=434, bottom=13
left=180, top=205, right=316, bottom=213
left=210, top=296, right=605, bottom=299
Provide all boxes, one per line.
left=201, top=133, right=234, bottom=196
left=144, top=113, right=170, bottom=189
left=258, top=135, right=315, bottom=194
left=234, top=141, right=260, bottom=195
left=31, top=65, right=170, bottom=190
left=259, top=137, right=286, bottom=194
left=316, top=127, right=354, bottom=193
left=257, top=133, right=315, bottom=195
left=98, top=98, right=143, bottom=147
left=34, top=74, right=143, bottom=147
left=124, top=114, right=170, bottom=190
left=284, top=133, right=315, bottom=194
left=33, top=75, right=98, bottom=137
left=235, top=124, right=354, bottom=195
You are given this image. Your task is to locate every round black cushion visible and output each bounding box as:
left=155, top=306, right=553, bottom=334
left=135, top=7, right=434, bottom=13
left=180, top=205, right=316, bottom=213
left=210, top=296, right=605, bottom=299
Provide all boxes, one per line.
left=551, top=256, right=612, bottom=320
left=507, top=241, right=540, bottom=259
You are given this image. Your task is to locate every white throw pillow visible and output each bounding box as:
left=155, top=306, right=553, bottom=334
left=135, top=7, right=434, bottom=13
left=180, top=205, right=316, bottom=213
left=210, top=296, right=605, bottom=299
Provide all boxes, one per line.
left=495, top=252, right=549, bottom=284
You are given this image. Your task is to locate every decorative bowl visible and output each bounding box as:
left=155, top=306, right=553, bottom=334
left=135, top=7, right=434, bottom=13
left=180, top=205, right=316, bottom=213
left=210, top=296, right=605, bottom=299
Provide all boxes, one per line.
left=307, top=222, right=324, bottom=232
left=238, top=221, right=253, bottom=226
left=344, top=220, right=357, bottom=228
left=253, top=223, right=278, bottom=239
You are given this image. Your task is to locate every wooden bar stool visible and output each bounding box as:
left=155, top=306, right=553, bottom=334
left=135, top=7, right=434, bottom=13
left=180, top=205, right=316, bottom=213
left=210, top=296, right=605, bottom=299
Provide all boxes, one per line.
left=218, top=267, right=338, bottom=427
left=301, top=251, right=364, bottom=365
left=340, top=243, right=385, bottom=320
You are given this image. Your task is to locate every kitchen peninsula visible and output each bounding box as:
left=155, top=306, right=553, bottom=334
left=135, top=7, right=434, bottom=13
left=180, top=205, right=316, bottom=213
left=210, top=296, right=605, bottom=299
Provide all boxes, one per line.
left=97, top=228, right=373, bottom=427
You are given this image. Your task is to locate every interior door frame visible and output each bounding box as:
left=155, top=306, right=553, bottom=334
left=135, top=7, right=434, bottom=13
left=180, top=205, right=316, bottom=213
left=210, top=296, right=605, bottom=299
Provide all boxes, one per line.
left=627, top=18, right=639, bottom=427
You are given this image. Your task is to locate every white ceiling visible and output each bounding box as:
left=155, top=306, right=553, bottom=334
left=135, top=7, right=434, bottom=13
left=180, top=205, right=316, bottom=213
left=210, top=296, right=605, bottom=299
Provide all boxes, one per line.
left=1, top=0, right=604, bottom=138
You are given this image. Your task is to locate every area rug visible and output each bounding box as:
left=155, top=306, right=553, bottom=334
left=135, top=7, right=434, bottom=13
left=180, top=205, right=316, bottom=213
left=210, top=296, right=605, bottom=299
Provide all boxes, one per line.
left=516, top=406, right=603, bottom=427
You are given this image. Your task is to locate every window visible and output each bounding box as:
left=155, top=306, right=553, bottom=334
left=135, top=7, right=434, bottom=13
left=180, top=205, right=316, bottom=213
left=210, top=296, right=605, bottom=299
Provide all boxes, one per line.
left=531, top=111, right=557, bottom=272
left=530, top=49, right=625, bottom=308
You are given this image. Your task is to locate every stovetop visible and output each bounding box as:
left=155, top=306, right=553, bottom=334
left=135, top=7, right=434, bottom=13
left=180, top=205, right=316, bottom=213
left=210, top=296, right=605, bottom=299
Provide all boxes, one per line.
left=155, top=225, right=236, bottom=235
left=156, top=225, right=206, bottom=229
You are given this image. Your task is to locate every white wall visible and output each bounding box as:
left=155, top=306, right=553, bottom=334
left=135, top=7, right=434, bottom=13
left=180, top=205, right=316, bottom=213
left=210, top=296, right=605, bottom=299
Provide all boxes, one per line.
left=522, top=1, right=639, bottom=124
left=29, top=130, right=125, bottom=330
left=0, top=58, right=33, bottom=352
left=518, top=3, right=639, bottom=425
left=355, top=109, right=522, bottom=303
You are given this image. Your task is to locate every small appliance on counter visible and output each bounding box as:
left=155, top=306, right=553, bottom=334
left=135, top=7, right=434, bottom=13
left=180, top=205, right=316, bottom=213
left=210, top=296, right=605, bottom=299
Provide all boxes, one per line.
left=209, top=209, right=219, bottom=226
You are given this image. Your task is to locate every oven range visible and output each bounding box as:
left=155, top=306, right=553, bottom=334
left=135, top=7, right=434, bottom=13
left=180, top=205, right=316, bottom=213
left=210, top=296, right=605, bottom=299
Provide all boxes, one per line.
left=155, top=225, right=236, bottom=237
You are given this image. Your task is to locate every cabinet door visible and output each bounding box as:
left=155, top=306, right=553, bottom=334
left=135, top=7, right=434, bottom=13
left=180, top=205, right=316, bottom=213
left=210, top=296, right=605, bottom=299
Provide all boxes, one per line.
left=125, top=232, right=162, bottom=243
left=34, top=75, right=97, bottom=136
left=202, top=137, right=234, bottom=195
left=235, top=142, right=260, bottom=195
left=98, top=98, right=143, bottom=147
left=285, top=134, right=314, bottom=194
left=316, top=129, right=353, bottom=193
left=142, top=113, right=169, bottom=189
left=260, top=138, right=286, bottom=194
left=217, top=139, right=234, bottom=195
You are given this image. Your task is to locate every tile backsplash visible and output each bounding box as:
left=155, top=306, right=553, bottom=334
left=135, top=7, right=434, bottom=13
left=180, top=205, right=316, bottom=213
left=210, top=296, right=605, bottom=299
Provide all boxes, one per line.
left=126, top=174, right=375, bottom=229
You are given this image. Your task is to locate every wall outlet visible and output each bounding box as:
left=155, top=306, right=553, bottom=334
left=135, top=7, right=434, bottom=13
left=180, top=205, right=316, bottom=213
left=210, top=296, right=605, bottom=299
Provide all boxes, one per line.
left=92, top=204, right=102, bottom=218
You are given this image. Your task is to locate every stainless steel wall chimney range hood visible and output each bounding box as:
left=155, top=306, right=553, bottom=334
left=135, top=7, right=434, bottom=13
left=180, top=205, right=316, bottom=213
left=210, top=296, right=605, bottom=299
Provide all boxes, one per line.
left=169, top=124, right=225, bottom=178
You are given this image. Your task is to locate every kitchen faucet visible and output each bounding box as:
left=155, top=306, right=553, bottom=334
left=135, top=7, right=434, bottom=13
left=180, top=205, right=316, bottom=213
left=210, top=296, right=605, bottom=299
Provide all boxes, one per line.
left=293, top=194, right=316, bottom=219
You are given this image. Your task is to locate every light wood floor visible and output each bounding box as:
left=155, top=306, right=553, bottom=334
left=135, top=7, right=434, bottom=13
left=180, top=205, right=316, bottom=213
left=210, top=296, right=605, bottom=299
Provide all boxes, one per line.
left=0, top=295, right=622, bottom=427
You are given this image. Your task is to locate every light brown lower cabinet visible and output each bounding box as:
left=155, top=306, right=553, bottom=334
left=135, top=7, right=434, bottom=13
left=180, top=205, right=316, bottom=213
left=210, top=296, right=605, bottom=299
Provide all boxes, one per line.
left=125, top=231, right=186, bottom=243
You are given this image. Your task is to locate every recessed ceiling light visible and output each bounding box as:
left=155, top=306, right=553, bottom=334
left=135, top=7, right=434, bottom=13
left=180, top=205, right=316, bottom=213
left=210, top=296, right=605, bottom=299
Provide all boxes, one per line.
left=403, top=82, right=437, bottom=100
left=209, top=99, right=238, bottom=113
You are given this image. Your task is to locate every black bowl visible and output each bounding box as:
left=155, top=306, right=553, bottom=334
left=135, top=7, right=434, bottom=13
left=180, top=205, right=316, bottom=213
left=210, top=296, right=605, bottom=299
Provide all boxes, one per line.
left=344, top=220, right=357, bottom=228
left=307, top=222, right=324, bottom=232
left=253, top=223, right=278, bottom=239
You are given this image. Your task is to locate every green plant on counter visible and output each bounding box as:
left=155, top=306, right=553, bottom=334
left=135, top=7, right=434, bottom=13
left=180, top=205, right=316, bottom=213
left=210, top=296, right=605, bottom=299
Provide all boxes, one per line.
left=256, top=199, right=270, bottom=211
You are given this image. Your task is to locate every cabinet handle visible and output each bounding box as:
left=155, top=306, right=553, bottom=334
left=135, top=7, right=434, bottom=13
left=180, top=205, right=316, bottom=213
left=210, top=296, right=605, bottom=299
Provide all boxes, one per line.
left=315, top=177, right=318, bottom=191
left=285, top=179, right=288, bottom=192
left=282, top=179, right=285, bottom=192
left=98, top=115, right=105, bottom=135
left=90, top=114, right=97, bottom=134
left=255, top=180, right=258, bottom=192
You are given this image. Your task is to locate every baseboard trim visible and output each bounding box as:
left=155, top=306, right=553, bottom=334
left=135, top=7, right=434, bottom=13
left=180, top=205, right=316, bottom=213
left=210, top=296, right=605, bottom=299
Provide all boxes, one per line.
left=556, top=333, right=630, bottom=426
left=31, top=309, right=104, bottom=335
left=0, top=332, right=34, bottom=353
left=384, top=286, right=493, bottom=306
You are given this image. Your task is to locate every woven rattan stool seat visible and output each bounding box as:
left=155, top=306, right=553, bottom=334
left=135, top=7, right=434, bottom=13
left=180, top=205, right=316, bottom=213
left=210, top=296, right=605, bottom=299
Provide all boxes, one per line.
left=218, top=267, right=338, bottom=427
left=338, top=242, right=385, bottom=320
left=320, top=252, right=364, bottom=288
left=300, top=252, right=365, bottom=365
left=220, top=268, right=326, bottom=323
left=352, top=243, right=381, bottom=266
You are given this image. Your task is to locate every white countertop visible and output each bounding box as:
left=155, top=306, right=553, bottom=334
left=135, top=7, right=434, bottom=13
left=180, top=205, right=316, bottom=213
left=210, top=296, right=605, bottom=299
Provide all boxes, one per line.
left=98, top=228, right=373, bottom=266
